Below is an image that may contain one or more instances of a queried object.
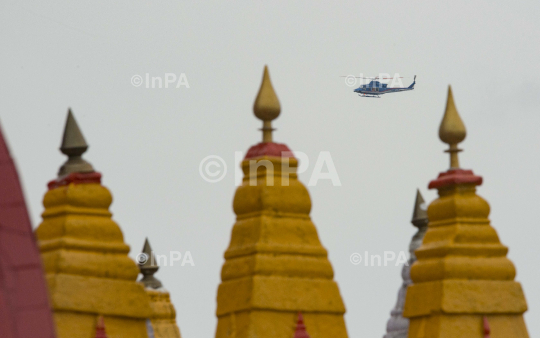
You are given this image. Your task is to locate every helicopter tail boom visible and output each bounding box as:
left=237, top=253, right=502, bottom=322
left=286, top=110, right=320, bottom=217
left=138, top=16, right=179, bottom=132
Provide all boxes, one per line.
left=408, top=75, right=416, bottom=89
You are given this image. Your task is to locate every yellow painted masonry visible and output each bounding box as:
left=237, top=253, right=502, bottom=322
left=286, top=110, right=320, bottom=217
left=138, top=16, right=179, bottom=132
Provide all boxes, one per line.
left=36, top=182, right=151, bottom=338
left=215, top=155, right=348, bottom=338
left=145, top=289, right=182, bottom=338
left=403, top=182, right=529, bottom=337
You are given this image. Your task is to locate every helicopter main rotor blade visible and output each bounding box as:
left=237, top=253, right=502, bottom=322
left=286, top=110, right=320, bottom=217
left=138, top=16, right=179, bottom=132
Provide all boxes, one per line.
left=340, top=76, right=376, bottom=78
left=340, top=75, right=408, bottom=79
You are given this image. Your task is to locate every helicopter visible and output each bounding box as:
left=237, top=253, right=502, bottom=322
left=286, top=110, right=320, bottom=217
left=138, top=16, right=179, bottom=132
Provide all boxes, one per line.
left=347, top=75, right=416, bottom=98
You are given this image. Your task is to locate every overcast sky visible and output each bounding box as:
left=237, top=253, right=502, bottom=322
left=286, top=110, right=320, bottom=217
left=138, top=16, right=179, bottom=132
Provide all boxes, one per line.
left=2, top=1, right=540, bottom=337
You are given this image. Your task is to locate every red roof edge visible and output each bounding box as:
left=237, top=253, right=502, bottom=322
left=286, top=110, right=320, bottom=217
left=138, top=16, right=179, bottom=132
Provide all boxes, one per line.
left=428, top=169, right=483, bottom=190
left=244, top=142, right=294, bottom=160
left=47, top=172, right=102, bottom=190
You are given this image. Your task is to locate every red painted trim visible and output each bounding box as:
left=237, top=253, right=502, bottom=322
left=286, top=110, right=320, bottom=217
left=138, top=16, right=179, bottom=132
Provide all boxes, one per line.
left=94, top=316, right=108, bottom=338
left=47, top=172, right=102, bottom=190
left=483, top=316, right=491, bottom=338
left=244, top=142, right=294, bottom=159
left=428, top=169, right=483, bottom=189
left=294, top=312, right=310, bottom=338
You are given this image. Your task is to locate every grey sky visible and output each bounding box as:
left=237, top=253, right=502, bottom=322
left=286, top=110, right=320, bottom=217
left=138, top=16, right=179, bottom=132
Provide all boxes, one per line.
left=2, top=1, right=540, bottom=337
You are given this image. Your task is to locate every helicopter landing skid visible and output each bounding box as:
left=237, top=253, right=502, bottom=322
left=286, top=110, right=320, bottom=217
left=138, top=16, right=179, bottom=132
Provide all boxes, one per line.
left=359, top=94, right=380, bottom=98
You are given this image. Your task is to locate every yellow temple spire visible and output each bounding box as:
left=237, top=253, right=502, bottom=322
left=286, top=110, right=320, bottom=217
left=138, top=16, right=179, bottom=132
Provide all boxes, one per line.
left=439, top=86, right=466, bottom=169
left=402, top=88, right=529, bottom=337
left=36, top=110, right=152, bottom=338
left=137, top=238, right=182, bottom=338
left=214, top=66, right=348, bottom=338
left=253, top=66, right=281, bottom=143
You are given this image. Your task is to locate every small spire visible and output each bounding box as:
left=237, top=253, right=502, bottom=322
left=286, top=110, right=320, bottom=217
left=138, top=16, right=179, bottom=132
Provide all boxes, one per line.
left=439, top=86, right=466, bottom=169
left=94, top=316, right=108, bottom=338
left=411, top=189, right=428, bottom=227
left=138, top=238, right=163, bottom=289
left=253, top=66, right=281, bottom=143
left=293, top=312, right=311, bottom=338
left=58, top=109, right=94, bottom=177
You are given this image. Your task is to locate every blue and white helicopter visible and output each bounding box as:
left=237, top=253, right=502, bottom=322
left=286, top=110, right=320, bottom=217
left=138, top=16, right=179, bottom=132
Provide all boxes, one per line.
left=349, top=75, right=416, bottom=98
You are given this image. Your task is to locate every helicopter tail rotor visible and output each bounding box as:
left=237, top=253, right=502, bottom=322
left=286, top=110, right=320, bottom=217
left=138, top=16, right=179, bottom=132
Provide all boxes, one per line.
left=408, top=75, right=416, bottom=89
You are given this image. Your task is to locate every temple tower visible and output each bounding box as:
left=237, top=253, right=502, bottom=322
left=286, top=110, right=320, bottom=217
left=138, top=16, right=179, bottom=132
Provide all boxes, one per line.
left=403, top=87, right=529, bottom=337
left=214, top=67, right=348, bottom=338
left=0, top=122, right=56, bottom=338
left=383, top=190, right=428, bottom=338
left=35, top=110, right=152, bottom=338
left=138, top=238, right=182, bottom=338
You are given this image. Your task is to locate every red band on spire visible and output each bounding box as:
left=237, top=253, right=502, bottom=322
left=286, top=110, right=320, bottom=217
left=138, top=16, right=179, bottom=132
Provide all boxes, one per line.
left=428, top=169, right=482, bottom=190
left=47, top=172, right=102, bottom=190
left=244, top=142, right=294, bottom=159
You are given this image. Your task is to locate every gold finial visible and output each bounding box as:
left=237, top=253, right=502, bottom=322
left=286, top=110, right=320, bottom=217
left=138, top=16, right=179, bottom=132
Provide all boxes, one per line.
left=58, top=109, right=95, bottom=177
left=439, top=86, right=466, bottom=169
left=137, top=238, right=163, bottom=289
left=253, top=65, right=281, bottom=143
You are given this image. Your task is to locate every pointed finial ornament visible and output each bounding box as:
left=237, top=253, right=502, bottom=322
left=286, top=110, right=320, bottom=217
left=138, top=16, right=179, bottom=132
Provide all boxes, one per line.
left=138, top=238, right=163, bottom=289
left=411, top=189, right=428, bottom=227
left=293, top=312, right=311, bottom=338
left=439, top=86, right=466, bottom=169
left=253, top=66, right=281, bottom=143
left=58, top=109, right=94, bottom=177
